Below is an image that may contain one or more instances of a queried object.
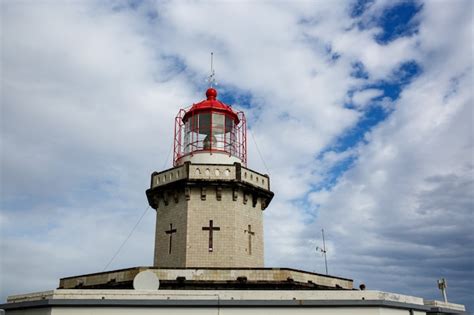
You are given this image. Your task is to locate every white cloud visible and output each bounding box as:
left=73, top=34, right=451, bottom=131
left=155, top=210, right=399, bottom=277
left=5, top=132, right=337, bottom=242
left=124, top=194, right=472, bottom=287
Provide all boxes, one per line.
left=300, top=0, right=473, bottom=306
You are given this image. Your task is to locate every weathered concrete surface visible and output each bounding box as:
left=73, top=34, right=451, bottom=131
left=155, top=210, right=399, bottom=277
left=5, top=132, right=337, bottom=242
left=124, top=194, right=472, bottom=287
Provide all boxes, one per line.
left=58, top=267, right=353, bottom=290
left=424, top=299, right=466, bottom=311
left=0, top=306, right=430, bottom=315
left=3, top=289, right=466, bottom=315
left=7, top=289, right=423, bottom=303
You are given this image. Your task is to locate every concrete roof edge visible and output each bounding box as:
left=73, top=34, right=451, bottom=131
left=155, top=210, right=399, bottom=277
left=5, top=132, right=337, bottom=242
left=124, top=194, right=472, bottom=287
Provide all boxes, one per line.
left=0, top=298, right=438, bottom=311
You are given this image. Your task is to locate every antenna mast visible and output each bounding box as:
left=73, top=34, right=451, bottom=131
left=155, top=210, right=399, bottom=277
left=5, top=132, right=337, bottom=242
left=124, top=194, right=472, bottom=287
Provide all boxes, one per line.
left=438, top=278, right=448, bottom=302
left=207, top=52, right=216, bottom=88
left=316, top=229, right=329, bottom=275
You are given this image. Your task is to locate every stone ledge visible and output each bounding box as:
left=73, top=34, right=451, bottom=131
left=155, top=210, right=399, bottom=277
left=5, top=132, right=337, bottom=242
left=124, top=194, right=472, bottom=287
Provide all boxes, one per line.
left=146, top=178, right=274, bottom=210
left=424, top=300, right=466, bottom=312
left=58, top=267, right=353, bottom=290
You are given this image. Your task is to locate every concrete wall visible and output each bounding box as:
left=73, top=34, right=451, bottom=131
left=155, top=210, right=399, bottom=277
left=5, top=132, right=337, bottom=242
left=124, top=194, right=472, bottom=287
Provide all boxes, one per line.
left=5, top=289, right=465, bottom=315
left=150, top=164, right=270, bottom=191
left=4, top=306, right=428, bottom=315
left=151, top=164, right=187, bottom=188
left=6, top=309, right=51, bottom=315
left=177, top=152, right=242, bottom=166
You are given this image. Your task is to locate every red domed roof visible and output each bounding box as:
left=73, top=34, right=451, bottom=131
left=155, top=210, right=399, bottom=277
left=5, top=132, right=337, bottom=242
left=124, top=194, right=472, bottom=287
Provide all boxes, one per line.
left=183, top=88, right=239, bottom=122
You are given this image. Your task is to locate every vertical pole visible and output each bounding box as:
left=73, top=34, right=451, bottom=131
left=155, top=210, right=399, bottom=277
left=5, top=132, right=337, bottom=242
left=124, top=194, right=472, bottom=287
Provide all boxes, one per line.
left=322, top=229, right=328, bottom=275
left=210, top=52, right=215, bottom=88
left=211, top=53, right=213, bottom=74
left=438, top=278, right=448, bottom=303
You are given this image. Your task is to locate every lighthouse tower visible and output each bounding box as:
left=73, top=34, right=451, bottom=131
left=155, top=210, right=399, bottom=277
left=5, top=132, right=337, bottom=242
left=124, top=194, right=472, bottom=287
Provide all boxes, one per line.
left=146, top=87, right=274, bottom=268
left=4, top=64, right=465, bottom=315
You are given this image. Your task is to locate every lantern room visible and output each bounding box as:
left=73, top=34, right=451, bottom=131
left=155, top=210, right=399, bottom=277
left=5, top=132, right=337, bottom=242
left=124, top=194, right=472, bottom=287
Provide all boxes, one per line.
left=173, top=88, right=247, bottom=166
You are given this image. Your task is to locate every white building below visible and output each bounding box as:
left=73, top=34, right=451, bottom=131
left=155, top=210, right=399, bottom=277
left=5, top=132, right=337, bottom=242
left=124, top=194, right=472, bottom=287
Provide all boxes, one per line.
left=1, top=289, right=466, bottom=315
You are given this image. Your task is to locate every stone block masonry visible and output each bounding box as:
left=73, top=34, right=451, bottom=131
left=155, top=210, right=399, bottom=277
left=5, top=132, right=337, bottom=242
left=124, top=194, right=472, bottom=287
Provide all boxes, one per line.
left=147, top=162, right=273, bottom=268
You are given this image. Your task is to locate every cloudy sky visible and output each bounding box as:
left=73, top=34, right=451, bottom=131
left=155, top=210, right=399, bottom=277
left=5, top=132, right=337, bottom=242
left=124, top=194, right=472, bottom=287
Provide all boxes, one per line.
left=1, top=0, right=473, bottom=310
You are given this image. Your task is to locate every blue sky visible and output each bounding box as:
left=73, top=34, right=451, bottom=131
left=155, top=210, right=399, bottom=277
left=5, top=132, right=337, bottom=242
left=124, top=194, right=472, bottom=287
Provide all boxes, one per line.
left=1, top=0, right=473, bottom=311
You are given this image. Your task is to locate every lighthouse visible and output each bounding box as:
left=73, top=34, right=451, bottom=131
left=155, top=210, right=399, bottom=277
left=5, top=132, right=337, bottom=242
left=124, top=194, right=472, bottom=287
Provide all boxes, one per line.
left=146, top=87, right=274, bottom=268
left=3, top=73, right=466, bottom=315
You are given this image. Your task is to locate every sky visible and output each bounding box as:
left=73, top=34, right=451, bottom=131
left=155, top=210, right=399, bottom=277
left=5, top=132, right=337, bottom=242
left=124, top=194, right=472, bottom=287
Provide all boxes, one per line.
left=1, top=0, right=473, bottom=311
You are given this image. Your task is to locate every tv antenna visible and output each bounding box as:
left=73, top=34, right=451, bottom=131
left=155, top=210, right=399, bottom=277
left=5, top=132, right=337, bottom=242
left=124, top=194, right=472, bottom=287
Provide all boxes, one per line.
left=437, top=278, right=448, bottom=302
left=207, top=52, right=217, bottom=88
left=315, top=229, right=328, bottom=275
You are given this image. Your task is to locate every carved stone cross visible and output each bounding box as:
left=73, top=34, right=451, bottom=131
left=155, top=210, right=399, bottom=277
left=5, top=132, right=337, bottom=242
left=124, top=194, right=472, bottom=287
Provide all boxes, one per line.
left=202, top=220, right=220, bottom=252
left=165, top=223, right=177, bottom=254
left=245, top=224, right=255, bottom=255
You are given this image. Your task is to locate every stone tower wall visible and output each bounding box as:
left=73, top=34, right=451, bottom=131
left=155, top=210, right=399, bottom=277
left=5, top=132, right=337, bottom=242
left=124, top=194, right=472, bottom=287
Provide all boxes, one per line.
left=153, top=187, right=264, bottom=268
left=148, top=163, right=273, bottom=268
left=185, top=187, right=264, bottom=267
left=153, top=192, right=188, bottom=267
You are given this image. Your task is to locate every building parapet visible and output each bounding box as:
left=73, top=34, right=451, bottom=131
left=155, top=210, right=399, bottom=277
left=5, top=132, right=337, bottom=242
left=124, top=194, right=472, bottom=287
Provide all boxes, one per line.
left=58, top=267, right=353, bottom=291
left=150, top=163, right=270, bottom=191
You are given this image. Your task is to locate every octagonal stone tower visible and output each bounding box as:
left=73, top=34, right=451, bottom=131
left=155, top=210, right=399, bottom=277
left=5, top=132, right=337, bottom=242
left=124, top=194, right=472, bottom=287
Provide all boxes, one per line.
left=146, top=88, right=273, bottom=268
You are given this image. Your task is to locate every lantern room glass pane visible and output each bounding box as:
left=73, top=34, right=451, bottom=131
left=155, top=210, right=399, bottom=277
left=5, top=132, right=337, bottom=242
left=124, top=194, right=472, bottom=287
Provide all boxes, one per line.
left=198, top=113, right=211, bottom=135
left=181, top=112, right=241, bottom=156
left=225, top=116, right=233, bottom=133
left=185, top=115, right=200, bottom=153
left=212, top=113, right=225, bottom=149
left=212, top=113, right=224, bottom=132
left=184, top=119, right=190, bottom=153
